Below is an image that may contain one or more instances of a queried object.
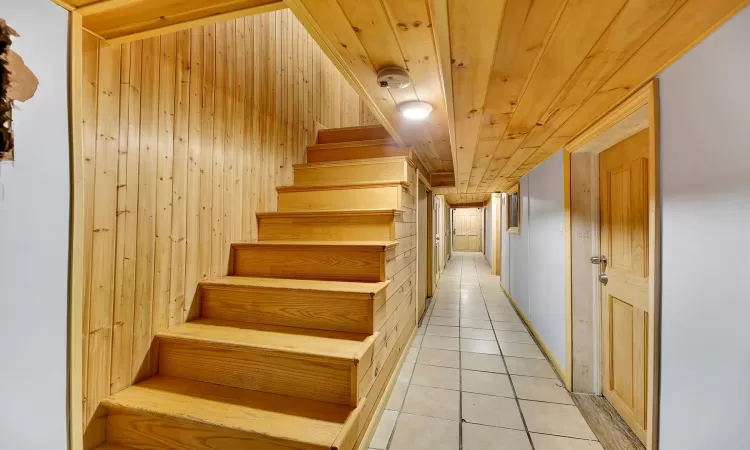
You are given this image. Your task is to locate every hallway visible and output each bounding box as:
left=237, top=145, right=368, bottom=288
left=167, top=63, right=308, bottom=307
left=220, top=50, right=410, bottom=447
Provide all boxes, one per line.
left=368, top=253, right=603, bottom=450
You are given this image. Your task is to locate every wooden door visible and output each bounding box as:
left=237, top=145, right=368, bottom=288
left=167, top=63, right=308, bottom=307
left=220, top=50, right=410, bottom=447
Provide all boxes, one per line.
left=599, top=129, right=650, bottom=444
left=453, top=208, right=481, bottom=251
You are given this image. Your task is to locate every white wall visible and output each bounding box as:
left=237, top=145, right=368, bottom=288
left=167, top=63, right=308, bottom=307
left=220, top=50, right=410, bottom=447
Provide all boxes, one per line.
left=658, top=6, right=750, bottom=449
left=505, top=151, right=566, bottom=365
left=484, top=201, right=493, bottom=262
left=500, top=193, right=510, bottom=287
left=508, top=176, right=530, bottom=311
left=0, top=1, right=70, bottom=448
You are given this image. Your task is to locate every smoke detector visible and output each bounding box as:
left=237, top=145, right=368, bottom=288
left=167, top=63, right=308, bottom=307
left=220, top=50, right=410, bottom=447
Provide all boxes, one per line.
left=377, top=67, right=412, bottom=89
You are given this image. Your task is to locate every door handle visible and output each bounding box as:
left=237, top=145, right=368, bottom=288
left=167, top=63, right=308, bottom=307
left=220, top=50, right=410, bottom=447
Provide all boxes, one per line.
left=590, top=256, right=607, bottom=265
left=592, top=256, right=608, bottom=285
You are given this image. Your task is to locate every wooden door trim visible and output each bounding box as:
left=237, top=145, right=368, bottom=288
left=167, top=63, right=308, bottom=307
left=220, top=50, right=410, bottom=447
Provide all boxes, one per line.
left=565, top=79, right=660, bottom=450
left=426, top=189, right=434, bottom=298
left=68, top=11, right=85, bottom=450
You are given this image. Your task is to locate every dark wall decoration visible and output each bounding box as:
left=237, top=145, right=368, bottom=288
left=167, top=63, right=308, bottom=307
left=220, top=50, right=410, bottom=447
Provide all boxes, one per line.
left=1, top=18, right=39, bottom=162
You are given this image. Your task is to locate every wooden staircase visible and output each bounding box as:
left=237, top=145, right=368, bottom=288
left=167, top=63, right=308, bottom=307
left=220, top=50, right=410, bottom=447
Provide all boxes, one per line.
left=96, top=125, right=417, bottom=450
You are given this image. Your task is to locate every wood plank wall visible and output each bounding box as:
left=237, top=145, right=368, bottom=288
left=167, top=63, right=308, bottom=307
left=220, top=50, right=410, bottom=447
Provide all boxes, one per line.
left=80, top=8, right=380, bottom=429
left=352, top=168, right=418, bottom=448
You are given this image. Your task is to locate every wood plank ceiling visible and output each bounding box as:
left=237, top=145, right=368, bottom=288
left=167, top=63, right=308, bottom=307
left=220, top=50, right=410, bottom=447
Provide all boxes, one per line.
left=54, top=0, right=749, bottom=205
left=286, top=0, right=454, bottom=174
left=287, top=0, right=749, bottom=204
left=56, top=0, right=285, bottom=44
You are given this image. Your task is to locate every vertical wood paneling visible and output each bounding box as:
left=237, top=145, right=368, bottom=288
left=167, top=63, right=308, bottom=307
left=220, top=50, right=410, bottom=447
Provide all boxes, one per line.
left=81, top=10, right=379, bottom=433
left=169, top=30, right=191, bottom=327
left=132, top=35, right=159, bottom=385
left=184, top=28, right=203, bottom=319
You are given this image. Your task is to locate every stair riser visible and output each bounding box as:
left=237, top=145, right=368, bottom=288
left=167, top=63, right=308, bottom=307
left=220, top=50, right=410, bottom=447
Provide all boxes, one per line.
left=294, top=160, right=409, bottom=186
left=258, top=215, right=395, bottom=241
left=158, top=340, right=356, bottom=405
left=278, top=186, right=402, bottom=211
left=107, top=409, right=288, bottom=450
left=201, top=285, right=378, bottom=334
left=317, top=126, right=391, bottom=144
left=231, top=246, right=386, bottom=282
left=307, top=144, right=408, bottom=163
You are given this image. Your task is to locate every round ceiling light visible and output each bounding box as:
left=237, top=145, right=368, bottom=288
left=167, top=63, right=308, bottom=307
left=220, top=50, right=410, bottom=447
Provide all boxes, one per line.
left=399, top=101, right=433, bottom=120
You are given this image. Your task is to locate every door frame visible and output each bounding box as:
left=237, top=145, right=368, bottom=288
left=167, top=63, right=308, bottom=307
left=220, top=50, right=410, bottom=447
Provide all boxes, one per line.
left=416, top=172, right=434, bottom=319
left=564, top=80, right=661, bottom=450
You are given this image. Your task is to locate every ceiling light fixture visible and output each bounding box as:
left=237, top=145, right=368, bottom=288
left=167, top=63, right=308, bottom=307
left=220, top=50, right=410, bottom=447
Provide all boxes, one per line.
left=399, top=101, right=433, bottom=121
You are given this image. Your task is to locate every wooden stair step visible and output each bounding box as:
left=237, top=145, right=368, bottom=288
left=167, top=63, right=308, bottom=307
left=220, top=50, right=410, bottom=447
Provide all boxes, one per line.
left=96, top=444, right=137, bottom=450
left=200, top=276, right=389, bottom=334
left=103, top=375, right=362, bottom=450
left=293, top=156, right=412, bottom=186
left=277, top=181, right=408, bottom=212
left=306, top=139, right=411, bottom=164
left=258, top=208, right=403, bottom=242
left=157, top=318, right=375, bottom=405
left=231, top=241, right=397, bottom=282
left=316, top=124, right=391, bottom=144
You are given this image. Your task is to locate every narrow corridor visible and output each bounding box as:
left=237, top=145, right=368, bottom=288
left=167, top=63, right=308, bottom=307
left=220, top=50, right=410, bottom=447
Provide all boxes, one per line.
left=368, top=253, right=604, bottom=450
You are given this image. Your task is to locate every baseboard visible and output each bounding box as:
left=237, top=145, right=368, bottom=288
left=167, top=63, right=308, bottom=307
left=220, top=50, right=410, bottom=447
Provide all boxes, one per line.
left=356, top=327, right=417, bottom=450
left=499, top=284, right=570, bottom=389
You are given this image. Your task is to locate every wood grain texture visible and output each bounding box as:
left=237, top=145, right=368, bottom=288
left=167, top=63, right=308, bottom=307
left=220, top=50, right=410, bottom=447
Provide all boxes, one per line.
left=200, top=276, right=386, bottom=333
left=258, top=209, right=400, bottom=242
left=157, top=319, right=372, bottom=405
left=294, top=157, right=410, bottom=186
left=448, top=0, right=506, bottom=193
left=80, top=9, right=378, bottom=430
left=285, top=0, right=452, bottom=173
left=81, top=0, right=285, bottom=44
left=231, top=242, right=394, bottom=282
left=316, top=125, right=392, bottom=144
left=104, top=376, right=356, bottom=450
left=277, top=183, right=406, bottom=212
left=572, top=393, right=646, bottom=450
left=305, top=139, right=411, bottom=164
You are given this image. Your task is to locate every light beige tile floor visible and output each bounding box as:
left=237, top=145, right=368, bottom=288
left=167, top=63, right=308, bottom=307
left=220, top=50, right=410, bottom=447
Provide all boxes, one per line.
left=368, top=252, right=602, bottom=450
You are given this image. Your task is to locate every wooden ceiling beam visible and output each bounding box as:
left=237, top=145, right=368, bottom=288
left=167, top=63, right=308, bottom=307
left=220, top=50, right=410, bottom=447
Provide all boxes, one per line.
left=288, top=0, right=455, bottom=174
left=476, top=0, right=628, bottom=191
left=427, top=0, right=458, bottom=174
left=486, top=0, right=749, bottom=191
left=450, top=202, right=484, bottom=208
left=76, top=0, right=139, bottom=16
left=285, top=0, right=406, bottom=149
left=467, top=0, right=566, bottom=193
left=443, top=193, right=490, bottom=206
left=448, top=0, right=505, bottom=193
left=79, top=0, right=285, bottom=44
left=430, top=171, right=455, bottom=187
left=484, top=0, right=684, bottom=188
left=383, top=0, right=453, bottom=172
left=50, top=0, right=78, bottom=11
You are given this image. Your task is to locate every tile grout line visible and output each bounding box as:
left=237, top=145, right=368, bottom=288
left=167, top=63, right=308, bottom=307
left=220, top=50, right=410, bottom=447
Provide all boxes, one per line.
left=473, top=254, right=538, bottom=450
left=458, top=253, right=465, bottom=450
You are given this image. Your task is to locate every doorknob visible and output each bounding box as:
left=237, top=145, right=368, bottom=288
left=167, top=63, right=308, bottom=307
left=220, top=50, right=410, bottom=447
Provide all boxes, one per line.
left=590, top=256, right=607, bottom=265
left=598, top=273, right=609, bottom=285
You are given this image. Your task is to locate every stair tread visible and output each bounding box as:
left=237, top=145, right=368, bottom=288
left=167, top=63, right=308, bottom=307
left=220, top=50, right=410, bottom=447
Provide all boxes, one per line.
left=97, top=445, right=137, bottom=450
left=277, top=180, right=409, bottom=192
left=158, top=318, right=375, bottom=362
left=203, top=276, right=389, bottom=295
left=232, top=240, right=398, bottom=249
left=257, top=208, right=404, bottom=218
left=293, top=155, right=411, bottom=169
left=103, top=375, right=357, bottom=450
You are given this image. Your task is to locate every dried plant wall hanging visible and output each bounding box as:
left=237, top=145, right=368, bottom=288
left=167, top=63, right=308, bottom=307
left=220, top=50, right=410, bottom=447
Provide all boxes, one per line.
left=0, top=18, right=39, bottom=162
